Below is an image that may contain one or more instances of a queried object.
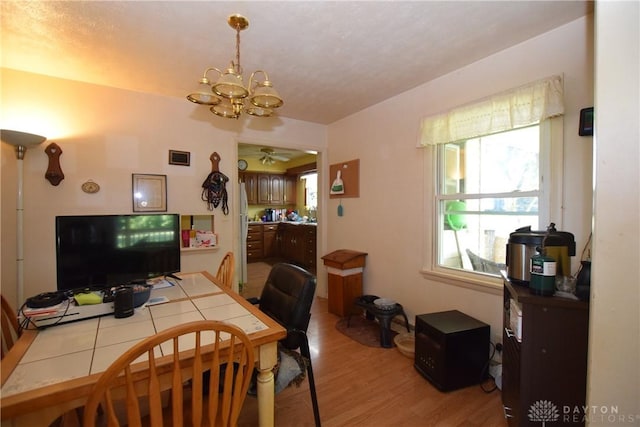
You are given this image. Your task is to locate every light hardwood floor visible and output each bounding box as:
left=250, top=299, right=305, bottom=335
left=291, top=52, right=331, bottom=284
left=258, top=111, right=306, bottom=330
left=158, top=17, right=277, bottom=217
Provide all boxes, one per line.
left=241, top=261, right=274, bottom=300
left=237, top=287, right=507, bottom=426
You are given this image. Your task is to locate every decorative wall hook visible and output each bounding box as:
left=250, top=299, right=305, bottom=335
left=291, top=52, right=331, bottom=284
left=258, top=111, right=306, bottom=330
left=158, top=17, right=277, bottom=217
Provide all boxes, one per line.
left=201, top=152, right=229, bottom=214
left=45, top=143, right=65, bottom=186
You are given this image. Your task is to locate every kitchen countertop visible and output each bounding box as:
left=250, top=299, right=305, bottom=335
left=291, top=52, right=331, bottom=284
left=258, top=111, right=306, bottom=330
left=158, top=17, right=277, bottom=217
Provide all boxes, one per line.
left=249, top=221, right=317, bottom=226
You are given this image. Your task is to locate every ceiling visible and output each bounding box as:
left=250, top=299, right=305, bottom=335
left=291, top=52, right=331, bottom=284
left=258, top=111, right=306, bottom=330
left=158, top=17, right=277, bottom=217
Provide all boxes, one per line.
left=1, top=1, right=592, bottom=125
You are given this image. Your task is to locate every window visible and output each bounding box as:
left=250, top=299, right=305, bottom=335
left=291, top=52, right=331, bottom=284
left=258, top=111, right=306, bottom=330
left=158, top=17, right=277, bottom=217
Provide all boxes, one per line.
left=301, top=173, right=318, bottom=217
left=437, top=125, right=542, bottom=276
left=418, top=75, right=564, bottom=288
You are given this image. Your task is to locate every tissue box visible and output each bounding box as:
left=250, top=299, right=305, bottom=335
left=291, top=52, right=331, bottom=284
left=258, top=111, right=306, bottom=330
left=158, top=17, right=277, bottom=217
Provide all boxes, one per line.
left=195, top=231, right=217, bottom=247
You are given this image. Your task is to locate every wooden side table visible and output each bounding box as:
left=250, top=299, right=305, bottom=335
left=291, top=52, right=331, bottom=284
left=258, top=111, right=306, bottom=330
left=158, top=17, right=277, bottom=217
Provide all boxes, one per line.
left=321, top=249, right=367, bottom=317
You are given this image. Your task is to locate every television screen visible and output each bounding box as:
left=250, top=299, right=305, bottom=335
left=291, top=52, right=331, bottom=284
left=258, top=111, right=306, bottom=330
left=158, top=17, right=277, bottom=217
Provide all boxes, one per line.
left=56, top=214, right=180, bottom=291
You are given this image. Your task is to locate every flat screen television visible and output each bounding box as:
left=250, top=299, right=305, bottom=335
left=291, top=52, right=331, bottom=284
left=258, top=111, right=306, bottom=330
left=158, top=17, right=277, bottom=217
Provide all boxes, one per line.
left=56, top=214, right=180, bottom=291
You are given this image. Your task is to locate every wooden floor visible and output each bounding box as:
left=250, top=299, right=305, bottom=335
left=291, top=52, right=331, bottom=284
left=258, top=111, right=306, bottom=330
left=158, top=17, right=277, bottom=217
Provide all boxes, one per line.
left=237, top=295, right=507, bottom=427
left=241, top=261, right=273, bottom=300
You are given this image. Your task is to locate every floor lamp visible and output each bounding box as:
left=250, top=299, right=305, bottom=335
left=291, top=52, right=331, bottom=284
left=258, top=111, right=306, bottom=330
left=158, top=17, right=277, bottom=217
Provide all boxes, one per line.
left=1, top=129, right=46, bottom=305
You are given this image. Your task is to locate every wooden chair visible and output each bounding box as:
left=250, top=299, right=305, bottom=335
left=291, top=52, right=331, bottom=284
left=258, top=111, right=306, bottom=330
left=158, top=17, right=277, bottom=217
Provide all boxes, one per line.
left=215, top=251, right=235, bottom=289
left=1, top=294, right=21, bottom=359
left=83, top=320, right=255, bottom=427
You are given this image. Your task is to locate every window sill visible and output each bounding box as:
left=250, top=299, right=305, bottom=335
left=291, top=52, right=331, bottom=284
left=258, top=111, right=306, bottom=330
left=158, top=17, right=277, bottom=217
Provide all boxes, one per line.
left=419, top=267, right=503, bottom=295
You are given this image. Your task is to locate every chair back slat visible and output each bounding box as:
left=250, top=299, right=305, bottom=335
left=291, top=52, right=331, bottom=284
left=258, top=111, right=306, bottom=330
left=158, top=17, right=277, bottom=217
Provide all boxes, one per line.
left=171, top=338, right=184, bottom=426
left=83, top=320, right=254, bottom=427
left=216, top=252, right=235, bottom=289
left=1, top=294, right=20, bottom=359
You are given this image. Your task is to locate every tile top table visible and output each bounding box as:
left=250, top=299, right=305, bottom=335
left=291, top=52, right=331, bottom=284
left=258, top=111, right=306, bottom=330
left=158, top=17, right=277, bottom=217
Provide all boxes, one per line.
left=0, top=271, right=286, bottom=427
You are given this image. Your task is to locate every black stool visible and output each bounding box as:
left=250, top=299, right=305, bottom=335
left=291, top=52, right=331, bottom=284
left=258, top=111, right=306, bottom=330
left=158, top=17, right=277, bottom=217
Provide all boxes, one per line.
left=347, top=295, right=410, bottom=348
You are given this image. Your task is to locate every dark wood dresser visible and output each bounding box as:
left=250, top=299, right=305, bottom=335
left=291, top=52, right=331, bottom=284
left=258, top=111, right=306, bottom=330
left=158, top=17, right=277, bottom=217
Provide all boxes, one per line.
left=502, top=277, right=589, bottom=426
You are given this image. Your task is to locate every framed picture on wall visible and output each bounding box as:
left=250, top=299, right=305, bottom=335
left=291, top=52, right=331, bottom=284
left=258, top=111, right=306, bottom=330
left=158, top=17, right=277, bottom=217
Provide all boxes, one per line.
left=169, top=150, right=190, bottom=166
left=132, top=174, right=167, bottom=212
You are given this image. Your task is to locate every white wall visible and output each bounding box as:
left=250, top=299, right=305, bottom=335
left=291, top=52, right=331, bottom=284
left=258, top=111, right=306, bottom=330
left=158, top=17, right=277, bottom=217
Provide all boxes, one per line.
left=588, top=1, right=639, bottom=421
left=0, top=69, right=326, bottom=306
left=325, top=16, right=594, bottom=343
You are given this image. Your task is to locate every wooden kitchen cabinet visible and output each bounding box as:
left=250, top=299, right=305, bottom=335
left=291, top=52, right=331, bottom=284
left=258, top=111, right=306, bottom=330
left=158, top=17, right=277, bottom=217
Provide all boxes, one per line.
left=280, top=223, right=303, bottom=263
left=247, top=223, right=316, bottom=269
left=277, top=223, right=316, bottom=271
left=246, top=224, right=264, bottom=261
left=240, top=173, right=258, bottom=205
left=302, top=225, right=317, bottom=271
left=263, top=223, right=279, bottom=258
left=502, top=278, right=589, bottom=426
left=258, top=174, right=284, bottom=205
left=284, top=175, right=297, bottom=205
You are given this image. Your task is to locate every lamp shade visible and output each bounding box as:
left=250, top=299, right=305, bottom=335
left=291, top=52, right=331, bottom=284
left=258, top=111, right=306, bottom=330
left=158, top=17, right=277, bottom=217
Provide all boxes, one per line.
left=246, top=106, right=274, bottom=117
left=211, top=102, right=240, bottom=119
left=212, top=70, right=249, bottom=99
left=187, top=80, right=222, bottom=105
left=250, top=83, right=283, bottom=109
left=1, top=129, right=47, bottom=147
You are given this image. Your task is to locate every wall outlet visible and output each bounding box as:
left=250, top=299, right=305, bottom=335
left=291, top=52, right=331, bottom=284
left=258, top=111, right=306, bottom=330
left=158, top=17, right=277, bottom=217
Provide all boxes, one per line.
left=491, top=333, right=503, bottom=363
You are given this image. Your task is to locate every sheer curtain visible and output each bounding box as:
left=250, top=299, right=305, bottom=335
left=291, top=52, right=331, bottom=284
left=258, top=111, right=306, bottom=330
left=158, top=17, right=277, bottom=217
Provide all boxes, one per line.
left=418, top=75, right=564, bottom=146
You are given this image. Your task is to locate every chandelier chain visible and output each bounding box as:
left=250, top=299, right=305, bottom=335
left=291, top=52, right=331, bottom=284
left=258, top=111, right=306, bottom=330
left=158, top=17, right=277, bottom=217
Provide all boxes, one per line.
left=234, top=25, right=242, bottom=74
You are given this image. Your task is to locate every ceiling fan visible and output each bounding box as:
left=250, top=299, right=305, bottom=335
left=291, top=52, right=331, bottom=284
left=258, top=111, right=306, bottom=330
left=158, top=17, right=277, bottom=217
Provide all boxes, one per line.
left=259, top=148, right=290, bottom=165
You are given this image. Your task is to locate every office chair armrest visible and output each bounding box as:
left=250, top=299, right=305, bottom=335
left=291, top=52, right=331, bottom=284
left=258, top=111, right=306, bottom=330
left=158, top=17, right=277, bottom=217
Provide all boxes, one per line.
left=246, top=297, right=260, bottom=305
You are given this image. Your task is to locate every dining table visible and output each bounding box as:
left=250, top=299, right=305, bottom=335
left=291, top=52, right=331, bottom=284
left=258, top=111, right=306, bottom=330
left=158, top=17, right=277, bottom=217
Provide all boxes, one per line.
left=0, top=271, right=286, bottom=427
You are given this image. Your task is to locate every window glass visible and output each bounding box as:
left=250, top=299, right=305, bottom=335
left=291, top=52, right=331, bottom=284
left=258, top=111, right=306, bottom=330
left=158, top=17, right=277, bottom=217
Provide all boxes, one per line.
left=437, top=125, right=541, bottom=276
left=301, top=173, right=318, bottom=214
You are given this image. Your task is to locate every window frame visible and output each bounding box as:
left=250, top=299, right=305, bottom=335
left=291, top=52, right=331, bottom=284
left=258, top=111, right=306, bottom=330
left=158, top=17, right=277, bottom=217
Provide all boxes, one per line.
left=421, top=117, right=564, bottom=293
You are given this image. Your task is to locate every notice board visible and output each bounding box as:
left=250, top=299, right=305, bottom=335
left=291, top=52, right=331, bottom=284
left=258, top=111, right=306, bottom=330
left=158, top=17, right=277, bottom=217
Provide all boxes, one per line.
left=329, top=159, right=359, bottom=199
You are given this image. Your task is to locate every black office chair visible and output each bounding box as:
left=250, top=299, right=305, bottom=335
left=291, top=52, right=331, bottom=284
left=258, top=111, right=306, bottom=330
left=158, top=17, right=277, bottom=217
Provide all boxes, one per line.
left=250, top=263, right=321, bottom=427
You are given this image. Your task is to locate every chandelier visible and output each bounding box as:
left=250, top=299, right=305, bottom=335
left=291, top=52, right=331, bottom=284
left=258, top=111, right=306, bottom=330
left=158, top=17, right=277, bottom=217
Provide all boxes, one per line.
left=187, top=14, right=283, bottom=119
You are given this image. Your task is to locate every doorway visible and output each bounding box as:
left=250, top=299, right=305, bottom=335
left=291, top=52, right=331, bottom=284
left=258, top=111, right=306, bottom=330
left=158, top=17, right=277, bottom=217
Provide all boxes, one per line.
left=237, top=142, right=319, bottom=296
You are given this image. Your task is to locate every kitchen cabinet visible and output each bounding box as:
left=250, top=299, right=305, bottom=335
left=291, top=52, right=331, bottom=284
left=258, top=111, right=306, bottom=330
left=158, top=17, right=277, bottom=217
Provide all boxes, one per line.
left=247, top=223, right=316, bottom=270
left=301, top=225, right=317, bottom=271
left=246, top=224, right=263, bottom=261
left=263, top=223, right=279, bottom=258
left=240, top=173, right=258, bottom=205
left=502, top=278, right=589, bottom=426
left=258, top=174, right=284, bottom=205
left=277, top=223, right=316, bottom=271
left=243, top=173, right=295, bottom=206
left=283, top=175, right=297, bottom=205
left=279, top=223, right=303, bottom=263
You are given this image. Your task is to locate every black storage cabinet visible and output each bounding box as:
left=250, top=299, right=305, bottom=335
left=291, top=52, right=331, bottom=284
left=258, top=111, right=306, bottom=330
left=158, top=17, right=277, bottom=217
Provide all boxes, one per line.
left=414, top=310, right=490, bottom=391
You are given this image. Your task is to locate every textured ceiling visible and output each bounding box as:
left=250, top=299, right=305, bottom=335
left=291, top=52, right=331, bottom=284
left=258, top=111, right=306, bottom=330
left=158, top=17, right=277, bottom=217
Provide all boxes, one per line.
left=1, top=1, right=592, bottom=125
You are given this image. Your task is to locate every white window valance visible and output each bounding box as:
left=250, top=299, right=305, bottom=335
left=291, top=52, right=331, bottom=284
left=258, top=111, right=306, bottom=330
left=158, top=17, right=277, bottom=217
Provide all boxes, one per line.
left=418, top=75, right=564, bottom=146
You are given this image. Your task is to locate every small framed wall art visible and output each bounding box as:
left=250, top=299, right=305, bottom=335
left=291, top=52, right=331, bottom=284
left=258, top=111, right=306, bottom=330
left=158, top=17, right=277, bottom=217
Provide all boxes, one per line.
left=169, top=150, right=191, bottom=166
left=132, top=174, right=167, bottom=212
